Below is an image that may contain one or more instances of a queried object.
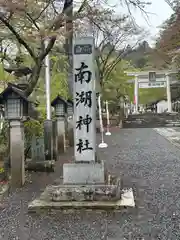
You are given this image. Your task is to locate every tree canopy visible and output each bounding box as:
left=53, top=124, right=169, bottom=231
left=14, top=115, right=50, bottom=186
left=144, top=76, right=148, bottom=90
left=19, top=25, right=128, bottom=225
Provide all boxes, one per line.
left=1, top=0, right=172, bottom=107
left=152, top=0, right=180, bottom=69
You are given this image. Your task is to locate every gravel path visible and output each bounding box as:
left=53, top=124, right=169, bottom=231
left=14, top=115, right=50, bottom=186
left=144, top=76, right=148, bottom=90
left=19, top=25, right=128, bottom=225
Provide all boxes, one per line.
left=1, top=128, right=180, bottom=239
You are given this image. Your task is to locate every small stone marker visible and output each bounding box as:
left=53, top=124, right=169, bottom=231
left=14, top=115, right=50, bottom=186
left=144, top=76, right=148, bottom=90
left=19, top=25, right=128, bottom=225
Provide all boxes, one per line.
left=26, top=136, right=54, bottom=172
left=31, top=136, right=45, bottom=162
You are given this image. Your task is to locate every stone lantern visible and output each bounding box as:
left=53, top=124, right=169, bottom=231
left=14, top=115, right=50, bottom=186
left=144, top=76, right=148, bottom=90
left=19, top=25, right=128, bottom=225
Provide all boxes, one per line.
left=2, top=86, right=29, bottom=121
left=51, top=95, right=68, bottom=158
left=0, top=84, right=31, bottom=188
left=51, top=95, right=67, bottom=118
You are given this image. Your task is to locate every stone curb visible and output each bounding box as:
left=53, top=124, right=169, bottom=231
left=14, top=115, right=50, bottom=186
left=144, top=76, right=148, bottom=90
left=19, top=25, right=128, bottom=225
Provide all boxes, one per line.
left=153, top=128, right=180, bottom=149
left=28, top=188, right=135, bottom=212
left=25, top=160, right=55, bottom=172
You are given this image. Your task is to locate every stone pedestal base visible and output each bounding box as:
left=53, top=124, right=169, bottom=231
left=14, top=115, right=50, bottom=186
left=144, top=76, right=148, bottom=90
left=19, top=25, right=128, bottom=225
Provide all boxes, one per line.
left=51, top=182, right=121, bottom=202
left=28, top=177, right=135, bottom=212
left=63, top=162, right=105, bottom=184
left=27, top=159, right=135, bottom=212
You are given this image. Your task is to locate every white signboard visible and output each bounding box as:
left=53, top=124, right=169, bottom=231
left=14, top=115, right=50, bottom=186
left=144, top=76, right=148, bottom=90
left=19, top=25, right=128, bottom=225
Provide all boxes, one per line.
left=73, top=37, right=96, bottom=162
left=138, top=81, right=166, bottom=89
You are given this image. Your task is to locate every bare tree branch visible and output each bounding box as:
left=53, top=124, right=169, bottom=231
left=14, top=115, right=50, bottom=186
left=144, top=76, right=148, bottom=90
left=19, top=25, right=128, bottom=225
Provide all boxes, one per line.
left=25, top=12, right=40, bottom=31
left=0, top=14, right=37, bottom=62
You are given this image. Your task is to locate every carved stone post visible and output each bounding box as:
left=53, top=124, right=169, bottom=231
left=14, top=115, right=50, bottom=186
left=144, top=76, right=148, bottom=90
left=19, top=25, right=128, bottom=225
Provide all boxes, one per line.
left=9, top=120, right=25, bottom=188
left=51, top=95, right=67, bottom=158
left=44, top=119, right=53, bottom=160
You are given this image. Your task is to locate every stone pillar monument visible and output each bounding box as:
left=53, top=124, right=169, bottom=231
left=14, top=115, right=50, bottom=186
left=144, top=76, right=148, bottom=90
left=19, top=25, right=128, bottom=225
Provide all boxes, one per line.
left=28, top=37, right=126, bottom=211
left=63, top=36, right=105, bottom=184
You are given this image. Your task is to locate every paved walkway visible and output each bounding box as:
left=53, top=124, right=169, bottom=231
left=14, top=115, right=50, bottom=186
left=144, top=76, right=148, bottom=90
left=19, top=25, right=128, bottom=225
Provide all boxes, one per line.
left=154, top=127, right=180, bottom=147
left=1, top=128, right=180, bottom=239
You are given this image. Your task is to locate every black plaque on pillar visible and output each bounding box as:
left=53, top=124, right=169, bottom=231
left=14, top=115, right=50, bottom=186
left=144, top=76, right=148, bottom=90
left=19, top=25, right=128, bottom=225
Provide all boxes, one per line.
left=44, top=120, right=53, bottom=161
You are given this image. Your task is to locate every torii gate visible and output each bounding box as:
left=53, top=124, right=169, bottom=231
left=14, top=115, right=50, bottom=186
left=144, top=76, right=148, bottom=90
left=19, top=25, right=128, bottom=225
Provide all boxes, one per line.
left=126, top=70, right=178, bottom=113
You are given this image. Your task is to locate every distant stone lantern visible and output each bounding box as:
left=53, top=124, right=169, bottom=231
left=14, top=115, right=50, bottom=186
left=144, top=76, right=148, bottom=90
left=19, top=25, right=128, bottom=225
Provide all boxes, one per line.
left=51, top=95, right=68, bottom=157
left=51, top=95, right=67, bottom=118
left=0, top=84, right=29, bottom=120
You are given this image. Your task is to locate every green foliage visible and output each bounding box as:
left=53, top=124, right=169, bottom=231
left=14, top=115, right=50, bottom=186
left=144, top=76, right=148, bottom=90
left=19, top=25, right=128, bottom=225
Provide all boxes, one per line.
left=51, top=54, right=69, bottom=100
left=102, top=58, right=168, bottom=107
left=0, top=121, right=9, bottom=155
left=24, top=119, right=44, bottom=158
left=24, top=120, right=43, bottom=139
left=32, top=54, right=69, bottom=111
left=135, top=57, right=148, bottom=69
left=102, top=60, right=134, bottom=111
left=50, top=54, right=69, bottom=116
left=36, top=106, right=47, bottom=121
left=139, top=88, right=166, bottom=104
left=0, top=63, right=15, bottom=91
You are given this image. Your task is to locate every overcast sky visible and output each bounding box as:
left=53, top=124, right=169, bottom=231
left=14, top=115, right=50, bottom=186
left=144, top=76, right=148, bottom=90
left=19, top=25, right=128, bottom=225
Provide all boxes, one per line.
left=113, top=0, right=174, bottom=46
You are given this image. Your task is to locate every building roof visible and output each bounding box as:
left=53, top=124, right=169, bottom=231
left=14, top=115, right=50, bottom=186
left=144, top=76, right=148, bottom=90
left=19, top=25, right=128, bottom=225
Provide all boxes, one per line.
left=0, top=84, right=28, bottom=102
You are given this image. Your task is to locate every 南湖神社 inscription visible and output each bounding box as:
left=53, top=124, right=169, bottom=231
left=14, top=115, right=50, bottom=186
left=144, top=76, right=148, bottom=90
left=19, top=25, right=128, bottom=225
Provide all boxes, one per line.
left=73, top=37, right=96, bottom=162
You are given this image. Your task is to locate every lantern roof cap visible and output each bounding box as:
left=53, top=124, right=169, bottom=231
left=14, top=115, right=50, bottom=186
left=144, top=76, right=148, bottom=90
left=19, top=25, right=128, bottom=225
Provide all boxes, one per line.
left=0, top=83, right=30, bottom=103
left=51, top=94, right=67, bottom=107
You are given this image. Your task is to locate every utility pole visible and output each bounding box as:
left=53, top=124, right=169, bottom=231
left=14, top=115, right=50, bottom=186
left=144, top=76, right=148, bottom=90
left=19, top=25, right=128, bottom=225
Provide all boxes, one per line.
left=44, top=4, right=53, bottom=161
left=45, top=39, right=51, bottom=120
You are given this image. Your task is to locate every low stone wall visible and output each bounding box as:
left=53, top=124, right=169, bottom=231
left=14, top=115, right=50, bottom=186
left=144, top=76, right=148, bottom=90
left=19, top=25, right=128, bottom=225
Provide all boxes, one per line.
left=102, top=116, right=119, bottom=127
